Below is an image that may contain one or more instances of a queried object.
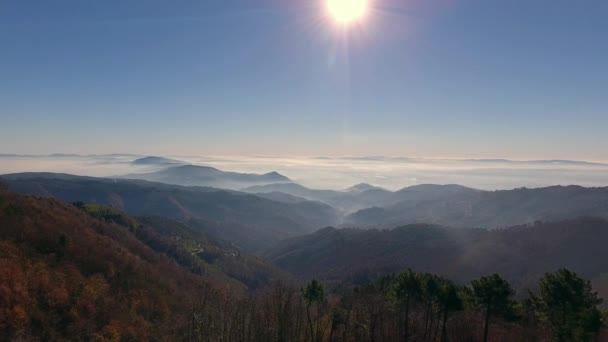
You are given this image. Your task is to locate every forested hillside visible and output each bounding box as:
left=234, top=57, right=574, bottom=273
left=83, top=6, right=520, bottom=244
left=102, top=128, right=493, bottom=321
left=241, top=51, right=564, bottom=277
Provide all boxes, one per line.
left=268, top=219, right=608, bottom=294
left=1, top=186, right=607, bottom=341
left=3, top=173, right=340, bottom=252
left=0, top=188, right=283, bottom=340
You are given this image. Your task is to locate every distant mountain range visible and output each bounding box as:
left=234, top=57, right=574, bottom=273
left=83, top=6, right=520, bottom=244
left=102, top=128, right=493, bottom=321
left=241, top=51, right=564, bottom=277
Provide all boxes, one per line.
left=130, top=156, right=185, bottom=165
left=244, top=183, right=483, bottom=214
left=5, top=169, right=608, bottom=296
left=345, top=185, right=608, bottom=229
left=344, top=183, right=387, bottom=193
left=243, top=182, right=396, bottom=213
left=121, top=164, right=292, bottom=190
left=5, top=170, right=608, bottom=255
left=1, top=173, right=339, bottom=252
left=245, top=182, right=608, bottom=229
left=3, top=153, right=605, bottom=164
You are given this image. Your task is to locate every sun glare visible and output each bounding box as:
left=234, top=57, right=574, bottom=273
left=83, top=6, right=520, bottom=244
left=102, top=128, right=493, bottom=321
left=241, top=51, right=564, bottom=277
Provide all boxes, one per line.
left=326, top=0, right=369, bottom=25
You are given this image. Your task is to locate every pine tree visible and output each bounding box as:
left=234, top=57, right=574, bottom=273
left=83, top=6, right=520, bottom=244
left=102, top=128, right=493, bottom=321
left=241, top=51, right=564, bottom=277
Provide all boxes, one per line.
left=536, top=269, right=603, bottom=341
left=471, top=274, right=515, bottom=342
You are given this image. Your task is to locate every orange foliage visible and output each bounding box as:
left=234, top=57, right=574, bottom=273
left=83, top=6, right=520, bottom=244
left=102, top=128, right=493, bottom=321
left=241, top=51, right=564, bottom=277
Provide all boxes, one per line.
left=0, top=191, right=214, bottom=340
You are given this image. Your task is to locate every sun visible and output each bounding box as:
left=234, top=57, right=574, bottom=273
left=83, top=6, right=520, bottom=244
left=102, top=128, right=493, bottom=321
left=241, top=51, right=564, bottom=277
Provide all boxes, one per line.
left=326, top=0, right=369, bottom=25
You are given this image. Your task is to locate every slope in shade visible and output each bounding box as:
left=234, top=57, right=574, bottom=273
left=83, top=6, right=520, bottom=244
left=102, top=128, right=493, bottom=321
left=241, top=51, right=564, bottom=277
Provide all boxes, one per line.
left=1, top=173, right=340, bottom=253
left=268, top=219, right=608, bottom=294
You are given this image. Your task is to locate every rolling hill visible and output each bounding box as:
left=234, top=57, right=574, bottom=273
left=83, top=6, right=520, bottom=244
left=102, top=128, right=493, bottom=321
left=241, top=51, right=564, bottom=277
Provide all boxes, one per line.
left=247, top=183, right=608, bottom=230
left=345, top=185, right=608, bottom=229
left=0, top=188, right=284, bottom=340
left=130, top=156, right=185, bottom=166
left=121, top=164, right=292, bottom=189
left=1, top=173, right=340, bottom=252
left=267, top=218, right=608, bottom=294
left=243, top=182, right=396, bottom=212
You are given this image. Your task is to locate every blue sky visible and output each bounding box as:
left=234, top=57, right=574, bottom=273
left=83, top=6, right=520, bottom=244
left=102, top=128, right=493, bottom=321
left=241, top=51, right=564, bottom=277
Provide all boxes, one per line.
left=1, top=0, right=607, bottom=160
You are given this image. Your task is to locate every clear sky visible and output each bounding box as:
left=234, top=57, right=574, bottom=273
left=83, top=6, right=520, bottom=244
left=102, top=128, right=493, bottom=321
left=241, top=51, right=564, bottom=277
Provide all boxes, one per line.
left=1, top=0, right=607, bottom=160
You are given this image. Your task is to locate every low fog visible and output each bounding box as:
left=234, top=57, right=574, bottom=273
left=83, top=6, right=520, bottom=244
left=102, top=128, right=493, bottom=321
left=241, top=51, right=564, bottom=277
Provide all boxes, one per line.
left=1, top=154, right=608, bottom=191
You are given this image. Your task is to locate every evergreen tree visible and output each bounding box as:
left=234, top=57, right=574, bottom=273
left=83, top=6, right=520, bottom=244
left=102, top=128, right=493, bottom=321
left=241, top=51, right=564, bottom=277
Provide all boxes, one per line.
left=471, top=274, right=515, bottom=342
left=437, top=279, right=463, bottom=342
left=390, top=269, right=421, bottom=341
left=536, top=269, right=603, bottom=341
left=420, top=273, right=441, bottom=340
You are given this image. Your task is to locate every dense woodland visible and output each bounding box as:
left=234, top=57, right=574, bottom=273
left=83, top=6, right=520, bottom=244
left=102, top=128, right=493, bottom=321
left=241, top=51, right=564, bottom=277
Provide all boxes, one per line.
left=1, top=183, right=607, bottom=341
left=267, top=220, right=608, bottom=296
left=9, top=175, right=608, bottom=255
left=3, top=174, right=341, bottom=253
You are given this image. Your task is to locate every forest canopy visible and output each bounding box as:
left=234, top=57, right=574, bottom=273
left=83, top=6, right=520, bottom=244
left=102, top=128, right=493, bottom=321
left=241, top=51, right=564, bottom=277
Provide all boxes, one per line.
left=1, top=189, right=606, bottom=340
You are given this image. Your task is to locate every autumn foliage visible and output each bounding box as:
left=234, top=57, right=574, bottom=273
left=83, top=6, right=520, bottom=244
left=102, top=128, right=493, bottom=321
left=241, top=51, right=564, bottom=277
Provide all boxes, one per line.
left=0, top=189, right=606, bottom=341
left=0, top=190, right=213, bottom=340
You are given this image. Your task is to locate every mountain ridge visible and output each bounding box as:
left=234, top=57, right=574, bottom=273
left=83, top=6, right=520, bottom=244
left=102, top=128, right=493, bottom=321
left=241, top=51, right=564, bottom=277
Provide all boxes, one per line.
left=131, top=156, right=185, bottom=165
left=120, top=164, right=292, bottom=190
left=1, top=173, right=340, bottom=253
left=346, top=184, right=608, bottom=229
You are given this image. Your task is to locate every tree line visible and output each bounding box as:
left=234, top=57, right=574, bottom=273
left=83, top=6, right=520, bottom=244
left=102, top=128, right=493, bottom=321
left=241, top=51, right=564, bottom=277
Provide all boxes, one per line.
left=185, top=269, right=604, bottom=342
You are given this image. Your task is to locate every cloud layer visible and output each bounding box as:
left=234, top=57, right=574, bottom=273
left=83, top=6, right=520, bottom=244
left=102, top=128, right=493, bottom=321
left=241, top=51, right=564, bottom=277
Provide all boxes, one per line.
left=1, top=154, right=608, bottom=191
